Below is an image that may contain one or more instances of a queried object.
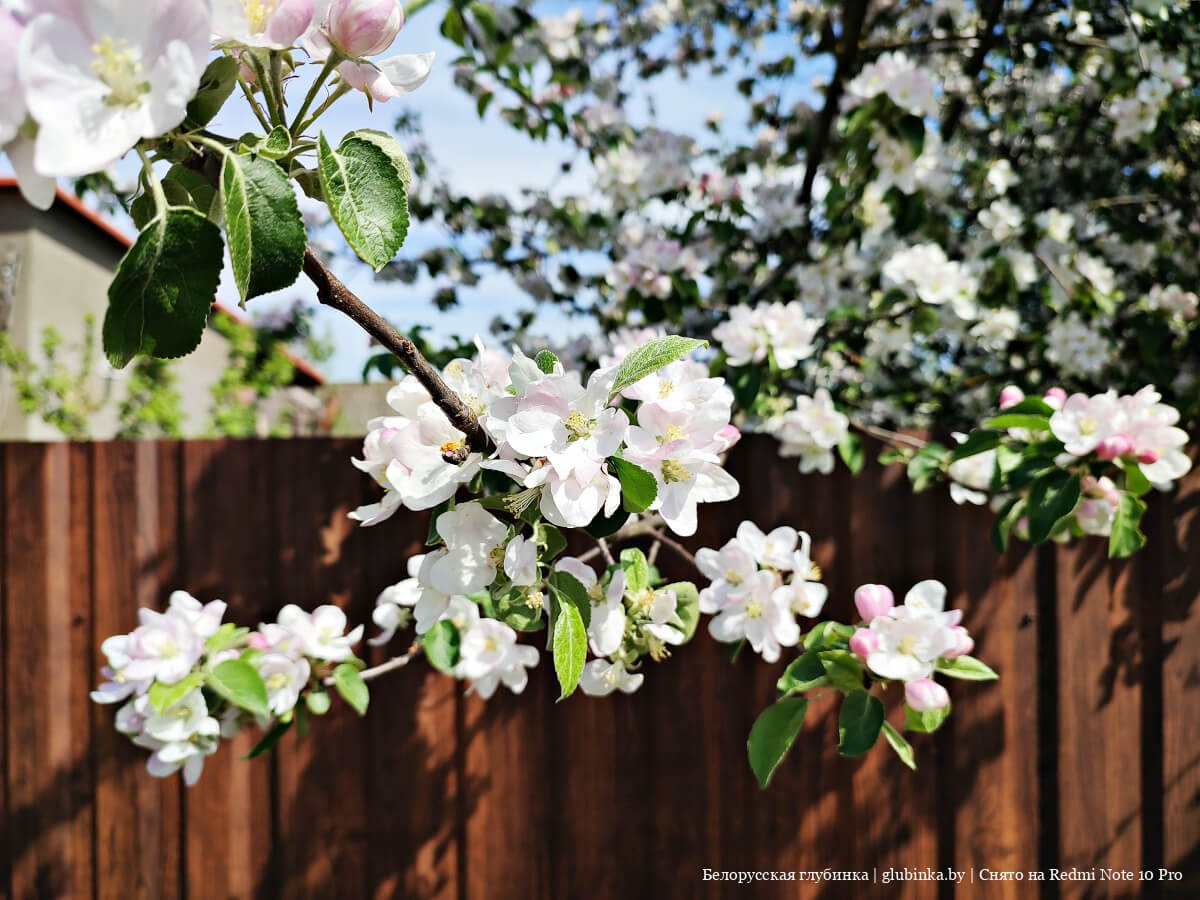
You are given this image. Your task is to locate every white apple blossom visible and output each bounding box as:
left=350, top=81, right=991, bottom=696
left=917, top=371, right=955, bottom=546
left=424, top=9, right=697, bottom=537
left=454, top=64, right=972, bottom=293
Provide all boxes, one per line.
left=144, top=715, right=221, bottom=786
left=707, top=570, right=799, bottom=663
left=370, top=557, right=421, bottom=645
left=274, top=604, right=363, bottom=661
left=255, top=652, right=310, bottom=716
left=695, top=533, right=758, bottom=613
left=502, top=534, right=538, bottom=587
left=767, top=389, right=850, bottom=475
left=1050, top=391, right=1124, bottom=456
left=429, top=503, right=509, bottom=595
left=1045, top=314, right=1111, bottom=377
left=455, top=618, right=539, bottom=699
left=213, top=0, right=313, bottom=49
left=586, top=568, right=626, bottom=657
left=579, top=658, right=644, bottom=696
left=712, top=301, right=822, bottom=369
left=122, top=607, right=205, bottom=685
left=20, top=0, right=211, bottom=176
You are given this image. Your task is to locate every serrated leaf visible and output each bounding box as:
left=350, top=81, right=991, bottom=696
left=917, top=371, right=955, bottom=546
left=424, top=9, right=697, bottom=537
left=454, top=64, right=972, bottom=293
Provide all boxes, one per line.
left=317, top=131, right=410, bottom=271
left=777, top=648, right=827, bottom=695
left=838, top=690, right=885, bottom=756
left=548, top=569, right=590, bottom=630
left=185, top=56, right=239, bottom=129
left=609, top=456, right=658, bottom=513
left=332, top=663, right=369, bottom=715
left=881, top=721, right=916, bottom=770
left=103, top=207, right=223, bottom=368
left=552, top=598, right=587, bottom=699
left=261, top=125, right=292, bottom=159
left=609, top=335, right=707, bottom=398
left=208, top=659, right=270, bottom=718
left=1026, top=470, right=1081, bottom=544
left=534, top=349, right=559, bottom=374
left=820, top=650, right=865, bottom=693
left=1109, top=491, right=1148, bottom=558
left=422, top=620, right=461, bottom=673
left=747, top=697, right=808, bottom=789
left=221, top=152, right=306, bottom=302
left=936, top=655, right=998, bottom=680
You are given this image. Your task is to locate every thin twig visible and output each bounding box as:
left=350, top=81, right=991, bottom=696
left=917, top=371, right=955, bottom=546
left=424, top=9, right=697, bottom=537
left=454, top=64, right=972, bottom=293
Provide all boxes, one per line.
left=644, top=528, right=696, bottom=567
left=302, top=248, right=490, bottom=450
left=940, top=0, right=1006, bottom=142
left=647, top=540, right=661, bottom=566
left=848, top=417, right=928, bottom=450
left=335, top=644, right=423, bottom=685
left=597, top=538, right=615, bottom=565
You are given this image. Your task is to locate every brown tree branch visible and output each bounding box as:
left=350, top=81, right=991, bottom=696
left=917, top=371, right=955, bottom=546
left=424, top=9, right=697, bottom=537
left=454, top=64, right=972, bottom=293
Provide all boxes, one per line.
left=302, top=247, right=490, bottom=451
left=939, top=0, right=1007, bottom=142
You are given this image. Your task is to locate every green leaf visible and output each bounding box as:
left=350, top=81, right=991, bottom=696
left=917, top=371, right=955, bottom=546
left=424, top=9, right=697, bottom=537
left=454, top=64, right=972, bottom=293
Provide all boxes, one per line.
left=426, top=497, right=453, bottom=546
left=221, top=152, right=306, bottom=303
left=777, top=649, right=828, bottom=696
left=332, top=663, right=369, bottom=715
left=881, top=722, right=916, bottom=770
left=983, top=413, right=1052, bottom=431
left=585, top=505, right=629, bottom=539
left=747, top=697, right=808, bottom=789
left=936, top=655, right=998, bottom=681
left=185, top=56, right=239, bottom=129
left=1123, top=462, right=1152, bottom=498
left=904, top=701, right=951, bottom=733
left=1000, top=396, right=1056, bottom=416
left=1026, top=470, right=1081, bottom=543
left=204, top=623, right=249, bottom=656
left=261, top=125, right=292, bottom=159
left=422, top=620, right=461, bottom=674
left=728, top=364, right=762, bottom=411
left=162, top=164, right=218, bottom=219
left=535, top=523, right=567, bottom=563
left=838, top=690, right=885, bottom=756
left=317, top=131, right=410, bottom=271
left=609, top=456, right=658, bottom=513
left=103, top=207, right=224, bottom=368
left=609, top=335, right=707, bottom=398
left=820, top=650, right=866, bottom=693
left=990, top=496, right=1025, bottom=553
left=534, top=349, right=559, bottom=374
left=619, top=547, right=651, bottom=594
left=208, top=659, right=270, bottom=718
left=243, top=719, right=291, bottom=759
left=895, top=113, right=925, bottom=158
left=548, top=569, right=590, bottom=629
left=552, top=598, right=587, bottom=699
left=306, top=689, right=332, bottom=715
left=949, top=429, right=1002, bottom=462
left=837, top=433, right=864, bottom=475
left=906, top=442, right=949, bottom=492
left=665, top=581, right=700, bottom=642
left=488, top=587, right=545, bottom=632
left=348, top=128, right=414, bottom=189
left=1109, top=491, right=1148, bottom=558
left=148, top=672, right=205, bottom=714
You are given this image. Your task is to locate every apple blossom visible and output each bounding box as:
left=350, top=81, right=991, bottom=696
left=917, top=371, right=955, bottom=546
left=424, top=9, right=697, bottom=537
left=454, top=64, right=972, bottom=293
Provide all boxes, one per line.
left=854, top=584, right=894, bottom=623
left=255, top=652, right=310, bottom=716
left=325, top=0, right=403, bottom=58
left=849, top=628, right=878, bottom=661
left=708, top=570, right=800, bottom=664
left=579, top=658, right=644, bottom=697
left=587, top=568, right=626, bottom=657
left=213, top=0, right=313, bottom=49
left=429, top=503, right=509, bottom=595
left=336, top=50, right=433, bottom=102
left=455, top=618, right=539, bottom=699
left=275, top=604, right=363, bottom=661
left=502, top=534, right=538, bottom=587
left=20, top=0, right=211, bottom=176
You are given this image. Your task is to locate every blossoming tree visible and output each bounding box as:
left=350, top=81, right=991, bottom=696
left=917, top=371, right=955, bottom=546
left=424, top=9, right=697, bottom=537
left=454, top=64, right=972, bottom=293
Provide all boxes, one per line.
left=1, top=0, right=1193, bottom=790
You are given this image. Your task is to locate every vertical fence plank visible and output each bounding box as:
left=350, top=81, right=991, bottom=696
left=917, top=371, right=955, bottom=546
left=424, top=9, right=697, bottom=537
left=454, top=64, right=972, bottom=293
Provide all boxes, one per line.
left=3, top=443, right=94, bottom=899
left=180, top=440, right=276, bottom=899
left=1056, top=536, right=1143, bottom=876
left=357, top=502, right=460, bottom=900
left=945, top=506, right=1040, bottom=896
left=271, top=439, right=370, bottom=899
left=1161, top=467, right=1200, bottom=893
left=92, top=441, right=183, bottom=900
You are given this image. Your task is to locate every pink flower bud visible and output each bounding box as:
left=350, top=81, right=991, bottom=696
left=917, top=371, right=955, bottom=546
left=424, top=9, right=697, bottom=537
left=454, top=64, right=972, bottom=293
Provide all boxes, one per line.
left=248, top=632, right=270, bottom=650
left=1043, top=387, right=1067, bottom=409
left=854, top=584, right=894, bottom=622
left=1137, top=448, right=1159, bottom=465
left=905, top=678, right=950, bottom=712
left=714, top=424, right=741, bottom=452
left=999, top=385, right=1025, bottom=409
left=328, top=0, right=404, bottom=58
left=849, top=628, right=878, bottom=661
left=942, top=626, right=974, bottom=659
left=1095, top=433, right=1133, bottom=461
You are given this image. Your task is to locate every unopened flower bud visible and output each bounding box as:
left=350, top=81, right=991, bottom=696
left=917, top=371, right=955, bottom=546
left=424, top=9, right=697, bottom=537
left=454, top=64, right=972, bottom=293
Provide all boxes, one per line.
left=999, top=385, right=1025, bottom=409
left=328, top=0, right=404, bottom=58
left=942, top=626, right=974, bottom=659
left=1095, top=433, right=1133, bottom=461
left=849, top=628, right=878, bottom=661
left=905, top=678, right=950, bottom=712
left=1137, top=448, right=1159, bottom=464
left=1043, top=387, right=1067, bottom=409
left=248, top=632, right=270, bottom=650
left=854, top=583, right=894, bottom=622
left=714, top=424, right=741, bottom=452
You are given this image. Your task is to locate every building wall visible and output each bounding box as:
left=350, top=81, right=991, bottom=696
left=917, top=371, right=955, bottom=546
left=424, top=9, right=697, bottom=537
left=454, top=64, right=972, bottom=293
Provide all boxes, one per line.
left=0, top=192, right=238, bottom=440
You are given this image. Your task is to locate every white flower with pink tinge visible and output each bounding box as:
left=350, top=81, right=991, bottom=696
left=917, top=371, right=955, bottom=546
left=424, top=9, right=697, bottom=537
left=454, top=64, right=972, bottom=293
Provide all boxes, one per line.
left=454, top=618, right=539, bottom=700
left=213, top=0, right=313, bottom=49
left=274, top=604, right=363, bottom=662
left=707, top=570, right=799, bottom=663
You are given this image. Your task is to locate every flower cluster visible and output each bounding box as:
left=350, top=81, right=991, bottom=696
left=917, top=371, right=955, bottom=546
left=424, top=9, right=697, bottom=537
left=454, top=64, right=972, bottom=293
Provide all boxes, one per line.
left=354, top=338, right=740, bottom=536
left=848, top=581, right=975, bottom=714
left=764, top=389, right=851, bottom=475
left=712, top=301, right=822, bottom=370
left=91, top=591, right=366, bottom=785
left=696, top=522, right=828, bottom=662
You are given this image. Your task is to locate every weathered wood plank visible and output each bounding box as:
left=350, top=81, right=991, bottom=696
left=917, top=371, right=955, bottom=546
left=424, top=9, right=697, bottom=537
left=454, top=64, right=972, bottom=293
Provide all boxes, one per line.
left=3, top=443, right=94, bottom=900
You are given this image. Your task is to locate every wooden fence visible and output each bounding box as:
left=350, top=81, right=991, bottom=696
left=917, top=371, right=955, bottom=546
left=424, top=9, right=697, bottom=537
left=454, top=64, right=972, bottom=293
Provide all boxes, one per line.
left=0, top=436, right=1197, bottom=899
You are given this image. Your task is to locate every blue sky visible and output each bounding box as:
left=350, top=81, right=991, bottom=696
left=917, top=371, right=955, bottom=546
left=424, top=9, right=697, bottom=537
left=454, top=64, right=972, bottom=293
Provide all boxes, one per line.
left=7, top=1, right=828, bottom=382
